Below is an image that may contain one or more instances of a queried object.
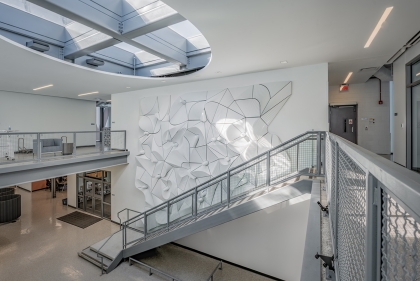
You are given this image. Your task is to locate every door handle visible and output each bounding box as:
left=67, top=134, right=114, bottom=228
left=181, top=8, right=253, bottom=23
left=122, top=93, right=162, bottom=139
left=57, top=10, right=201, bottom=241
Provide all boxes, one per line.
left=352, top=127, right=353, bottom=133
left=344, top=119, right=347, bottom=133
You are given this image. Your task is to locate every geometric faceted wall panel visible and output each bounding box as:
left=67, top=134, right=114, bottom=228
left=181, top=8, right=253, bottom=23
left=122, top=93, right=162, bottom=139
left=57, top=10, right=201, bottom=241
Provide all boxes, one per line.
left=135, top=81, right=292, bottom=215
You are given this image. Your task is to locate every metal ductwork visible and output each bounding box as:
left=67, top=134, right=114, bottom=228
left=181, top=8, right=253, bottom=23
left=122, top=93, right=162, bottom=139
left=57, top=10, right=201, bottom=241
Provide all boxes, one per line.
left=387, top=31, right=420, bottom=64
left=86, top=58, right=105, bottom=67
left=26, top=40, right=50, bottom=52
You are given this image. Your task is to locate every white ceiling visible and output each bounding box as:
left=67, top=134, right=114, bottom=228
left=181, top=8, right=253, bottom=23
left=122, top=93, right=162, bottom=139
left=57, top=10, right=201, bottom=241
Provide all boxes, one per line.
left=1, top=0, right=420, bottom=101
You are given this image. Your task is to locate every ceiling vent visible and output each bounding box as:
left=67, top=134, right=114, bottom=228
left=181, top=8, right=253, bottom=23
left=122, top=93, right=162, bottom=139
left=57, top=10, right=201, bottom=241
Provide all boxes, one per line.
left=26, top=40, right=50, bottom=52
left=86, top=58, right=105, bottom=67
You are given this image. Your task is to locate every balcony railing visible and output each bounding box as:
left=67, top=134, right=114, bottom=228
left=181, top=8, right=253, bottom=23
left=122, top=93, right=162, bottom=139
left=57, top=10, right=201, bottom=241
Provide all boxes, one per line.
left=0, top=130, right=126, bottom=165
left=325, top=132, right=420, bottom=281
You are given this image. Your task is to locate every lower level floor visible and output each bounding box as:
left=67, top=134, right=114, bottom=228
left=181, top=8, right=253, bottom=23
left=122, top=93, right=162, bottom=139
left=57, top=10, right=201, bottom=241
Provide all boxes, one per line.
left=0, top=187, right=275, bottom=281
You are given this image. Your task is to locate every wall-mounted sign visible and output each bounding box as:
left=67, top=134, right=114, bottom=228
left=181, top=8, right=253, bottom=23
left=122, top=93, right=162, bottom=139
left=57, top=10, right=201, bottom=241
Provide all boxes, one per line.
left=339, top=84, right=349, bottom=92
left=349, top=119, right=353, bottom=124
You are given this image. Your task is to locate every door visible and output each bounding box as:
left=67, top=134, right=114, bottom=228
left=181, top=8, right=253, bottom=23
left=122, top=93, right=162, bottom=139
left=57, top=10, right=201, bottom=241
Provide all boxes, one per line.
left=330, top=105, right=357, bottom=143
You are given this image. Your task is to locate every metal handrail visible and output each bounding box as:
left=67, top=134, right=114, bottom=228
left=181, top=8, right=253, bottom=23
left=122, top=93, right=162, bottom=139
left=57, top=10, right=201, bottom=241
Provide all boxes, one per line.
left=129, top=257, right=182, bottom=281
left=117, top=208, right=143, bottom=229
left=207, top=260, right=223, bottom=281
left=130, top=131, right=316, bottom=219
left=328, top=132, right=420, bottom=223
left=122, top=131, right=321, bottom=249
left=96, top=229, right=123, bottom=275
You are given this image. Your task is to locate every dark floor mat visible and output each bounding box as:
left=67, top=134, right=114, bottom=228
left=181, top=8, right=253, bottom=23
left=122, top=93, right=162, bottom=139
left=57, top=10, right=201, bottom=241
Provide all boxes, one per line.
left=57, top=211, right=102, bottom=229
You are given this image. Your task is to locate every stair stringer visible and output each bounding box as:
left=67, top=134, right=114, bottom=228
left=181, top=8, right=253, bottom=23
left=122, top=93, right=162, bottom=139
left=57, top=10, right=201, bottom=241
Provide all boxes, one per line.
left=122, top=179, right=312, bottom=258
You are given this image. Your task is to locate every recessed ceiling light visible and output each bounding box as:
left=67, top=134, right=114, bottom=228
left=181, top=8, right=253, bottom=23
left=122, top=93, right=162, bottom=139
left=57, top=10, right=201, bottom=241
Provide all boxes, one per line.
left=416, top=72, right=420, bottom=77
left=161, top=81, right=166, bottom=83
left=126, top=87, right=131, bottom=89
left=344, top=72, right=353, bottom=84
left=280, top=61, right=288, bottom=64
left=364, top=7, right=393, bottom=48
left=33, top=84, right=53, bottom=91
left=78, top=91, right=99, bottom=96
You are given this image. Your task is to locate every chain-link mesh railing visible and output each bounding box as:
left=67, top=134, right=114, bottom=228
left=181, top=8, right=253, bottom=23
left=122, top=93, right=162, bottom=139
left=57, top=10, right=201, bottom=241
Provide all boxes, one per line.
left=336, top=148, right=367, bottom=281
left=381, top=192, right=420, bottom=281
left=325, top=133, right=420, bottom=281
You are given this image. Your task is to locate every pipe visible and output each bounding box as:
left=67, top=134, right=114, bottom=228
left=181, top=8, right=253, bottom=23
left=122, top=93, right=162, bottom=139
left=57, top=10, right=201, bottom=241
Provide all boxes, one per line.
left=372, top=77, right=383, bottom=105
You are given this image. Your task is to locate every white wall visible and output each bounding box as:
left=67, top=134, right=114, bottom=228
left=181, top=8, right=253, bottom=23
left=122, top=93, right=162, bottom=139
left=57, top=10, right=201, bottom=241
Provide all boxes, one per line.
left=393, top=43, right=420, bottom=166
left=0, top=91, right=96, bottom=132
left=110, top=63, right=328, bottom=220
left=0, top=91, right=96, bottom=148
left=329, top=79, right=391, bottom=154
left=176, top=194, right=311, bottom=281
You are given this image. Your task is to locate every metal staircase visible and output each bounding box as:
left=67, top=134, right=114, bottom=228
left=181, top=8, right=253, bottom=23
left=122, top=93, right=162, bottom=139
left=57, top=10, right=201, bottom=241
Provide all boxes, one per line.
left=78, top=131, right=324, bottom=274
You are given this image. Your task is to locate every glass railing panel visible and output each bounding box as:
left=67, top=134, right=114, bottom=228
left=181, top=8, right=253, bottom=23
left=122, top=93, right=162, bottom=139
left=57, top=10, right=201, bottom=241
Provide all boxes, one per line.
left=229, top=156, right=266, bottom=202
left=169, top=192, right=194, bottom=225
left=0, top=133, right=38, bottom=164
left=75, top=131, right=102, bottom=156
left=270, top=144, right=297, bottom=184
left=125, top=214, right=145, bottom=246
left=38, top=132, right=74, bottom=159
left=146, top=206, right=168, bottom=234
left=110, top=131, right=125, bottom=151
left=197, top=179, right=225, bottom=214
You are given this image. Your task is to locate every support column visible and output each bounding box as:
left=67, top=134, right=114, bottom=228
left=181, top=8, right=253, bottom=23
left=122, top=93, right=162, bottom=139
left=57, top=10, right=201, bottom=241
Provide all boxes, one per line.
left=52, top=178, right=56, bottom=198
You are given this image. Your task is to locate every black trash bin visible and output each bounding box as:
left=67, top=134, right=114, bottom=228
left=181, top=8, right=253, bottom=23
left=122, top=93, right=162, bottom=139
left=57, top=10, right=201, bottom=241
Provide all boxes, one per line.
left=62, top=198, right=67, bottom=205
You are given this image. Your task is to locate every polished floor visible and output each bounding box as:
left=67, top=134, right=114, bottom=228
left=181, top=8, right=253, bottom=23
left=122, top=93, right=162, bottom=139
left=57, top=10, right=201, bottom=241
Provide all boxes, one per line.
left=0, top=188, right=275, bottom=281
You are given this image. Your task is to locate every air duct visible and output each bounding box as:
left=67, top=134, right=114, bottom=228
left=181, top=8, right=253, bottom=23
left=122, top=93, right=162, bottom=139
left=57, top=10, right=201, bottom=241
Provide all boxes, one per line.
left=26, top=40, right=50, bottom=52
left=86, top=58, right=105, bottom=67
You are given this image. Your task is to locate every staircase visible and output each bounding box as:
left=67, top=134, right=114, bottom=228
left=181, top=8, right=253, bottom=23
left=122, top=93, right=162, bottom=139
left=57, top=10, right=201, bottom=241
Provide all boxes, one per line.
left=78, top=131, right=324, bottom=273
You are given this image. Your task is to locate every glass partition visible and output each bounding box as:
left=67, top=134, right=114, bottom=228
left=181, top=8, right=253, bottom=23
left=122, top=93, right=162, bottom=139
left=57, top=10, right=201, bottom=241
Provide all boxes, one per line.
left=76, top=170, right=111, bottom=220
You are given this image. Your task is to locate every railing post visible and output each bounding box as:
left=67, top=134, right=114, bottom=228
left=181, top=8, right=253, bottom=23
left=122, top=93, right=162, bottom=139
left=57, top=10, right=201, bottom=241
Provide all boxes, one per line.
left=73, top=132, right=77, bottom=156
left=124, top=131, right=127, bottom=151
left=144, top=214, right=147, bottom=241
left=122, top=222, right=125, bottom=249
left=266, top=151, right=270, bottom=191
left=227, top=171, right=231, bottom=208
left=37, top=133, right=41, bottom=161
left=167, top=201, right=170, bottom=232
left=317, top=132, right=322, bottom=175
left=334, top=141, right=339, bottom=261
left=296, top=142, right=300, bottom=172
left=124, top=222, right=127, bottom=249
left=365, top=174, right=381, bottom=281
left=194, top=187, right=198, bottom=217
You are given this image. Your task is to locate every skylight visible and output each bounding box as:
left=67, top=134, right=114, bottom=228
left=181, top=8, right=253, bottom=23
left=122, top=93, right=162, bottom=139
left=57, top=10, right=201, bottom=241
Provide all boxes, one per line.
left=0, top=0, right=73, bottom=26
left=169, top=20, right=202, bottom=39
left=115, top=42, right=142, bottom=54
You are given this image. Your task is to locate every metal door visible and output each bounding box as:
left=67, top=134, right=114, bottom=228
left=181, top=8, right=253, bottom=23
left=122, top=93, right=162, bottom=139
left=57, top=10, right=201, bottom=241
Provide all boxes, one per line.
left=330, top=105, right=357, bottom=143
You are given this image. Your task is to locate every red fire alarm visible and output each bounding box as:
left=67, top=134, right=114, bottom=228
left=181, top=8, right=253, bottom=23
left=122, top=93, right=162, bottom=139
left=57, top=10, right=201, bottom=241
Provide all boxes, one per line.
left=340, top=84, right=349, bottom=92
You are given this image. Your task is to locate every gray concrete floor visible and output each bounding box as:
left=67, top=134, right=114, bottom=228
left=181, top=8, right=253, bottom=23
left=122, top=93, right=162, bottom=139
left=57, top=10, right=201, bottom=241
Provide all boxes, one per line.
left=0, top=187, right=277, bottom=281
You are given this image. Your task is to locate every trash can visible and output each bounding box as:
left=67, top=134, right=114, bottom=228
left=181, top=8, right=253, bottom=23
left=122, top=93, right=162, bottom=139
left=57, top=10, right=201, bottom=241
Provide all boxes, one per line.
left=62, top=143, right=73, bottom=155
left=62, top=198, right=67, bottom=205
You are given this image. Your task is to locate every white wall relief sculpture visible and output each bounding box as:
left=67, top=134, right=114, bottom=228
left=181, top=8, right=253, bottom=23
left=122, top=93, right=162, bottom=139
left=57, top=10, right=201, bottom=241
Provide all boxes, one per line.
left=136, top=81, right=292, bottom=221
